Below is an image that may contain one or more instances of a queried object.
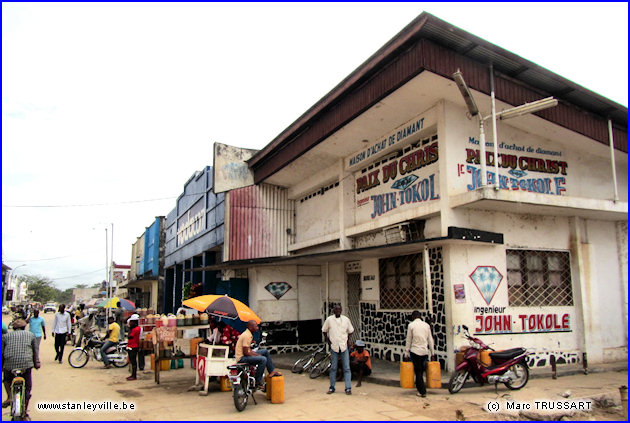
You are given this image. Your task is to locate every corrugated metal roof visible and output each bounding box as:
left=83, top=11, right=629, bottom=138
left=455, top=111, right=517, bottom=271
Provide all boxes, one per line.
left=415, top=13, right=627, bottom=125
left=248, top=12, right=627, bottom=183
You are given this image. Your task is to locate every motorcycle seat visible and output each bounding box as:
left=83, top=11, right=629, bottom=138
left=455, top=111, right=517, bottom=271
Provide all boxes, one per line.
left=489, top=347, right=526, bottom=361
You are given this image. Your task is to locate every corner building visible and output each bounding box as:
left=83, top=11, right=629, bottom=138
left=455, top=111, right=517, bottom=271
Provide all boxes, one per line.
left=212, top=13, right=627, bottom=370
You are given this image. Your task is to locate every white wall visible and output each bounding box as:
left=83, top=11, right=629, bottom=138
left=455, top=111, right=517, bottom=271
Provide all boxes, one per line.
left=295, top=186, right=340, bottom=244
left=587, top=219, right=628, bottom=361
left=444, top=101, right=628, bottom=201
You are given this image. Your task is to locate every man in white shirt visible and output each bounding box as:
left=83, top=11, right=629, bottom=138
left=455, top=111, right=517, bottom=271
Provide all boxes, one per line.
left=404, top=310, right=435, bottom=397
left=322, top=304, right=354, bottom=395
left=52, top=304, right=72, bottom=364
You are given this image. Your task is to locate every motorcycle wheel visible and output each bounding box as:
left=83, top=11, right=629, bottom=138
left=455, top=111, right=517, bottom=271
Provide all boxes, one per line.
left=68, top=349, right=89, bottom=368
left=504, top=362, right=529, bottom=390
left=233, top=381, right=248, bottom=412
left=448, top=369, right=469, bottom=394
left=112, top=349, right=129, bottom=368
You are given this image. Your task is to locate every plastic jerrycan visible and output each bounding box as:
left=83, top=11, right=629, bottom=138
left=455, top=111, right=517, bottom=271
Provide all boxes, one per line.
left=400, top=360, right=414, bottom=388
left=270, top=375, right=284, bottom=404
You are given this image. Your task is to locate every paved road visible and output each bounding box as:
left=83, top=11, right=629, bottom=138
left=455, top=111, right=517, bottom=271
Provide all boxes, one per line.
left=2, top=313, right=627, bottom=420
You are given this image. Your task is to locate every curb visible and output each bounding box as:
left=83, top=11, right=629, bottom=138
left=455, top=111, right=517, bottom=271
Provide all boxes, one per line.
left=275, top=361, right=627, bottom=389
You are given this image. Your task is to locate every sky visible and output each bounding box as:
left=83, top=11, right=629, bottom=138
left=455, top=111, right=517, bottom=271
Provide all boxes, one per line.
left=2, top=2, right=627, bottom=291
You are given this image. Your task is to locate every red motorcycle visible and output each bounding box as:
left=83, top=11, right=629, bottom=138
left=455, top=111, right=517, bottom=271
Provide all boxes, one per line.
left=448, top=324, right=531, bottom=394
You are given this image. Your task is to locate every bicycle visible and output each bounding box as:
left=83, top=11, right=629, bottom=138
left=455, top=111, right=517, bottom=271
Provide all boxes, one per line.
left=9, top=369, right=29, bottom=421
left=291, top=346, right=326, bottom=374
left=309, top=352, right=332, bottom=379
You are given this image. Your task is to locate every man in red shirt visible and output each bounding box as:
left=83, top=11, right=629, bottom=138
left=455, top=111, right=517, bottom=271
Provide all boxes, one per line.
left=349, top=340, right=371, bottom=387
left=126, top=314, right=141, bottom=381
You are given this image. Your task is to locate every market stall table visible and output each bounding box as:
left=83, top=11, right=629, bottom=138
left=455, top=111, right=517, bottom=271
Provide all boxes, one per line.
left=152, top=324, right=210, bottom=384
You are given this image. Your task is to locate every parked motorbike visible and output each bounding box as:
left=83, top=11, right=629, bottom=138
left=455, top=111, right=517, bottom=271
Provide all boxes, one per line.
left=67, top=334, right=129, bottom=368
left=448, top=324, right=531, bottom=394
left=227, top=331, right=268, bottom=412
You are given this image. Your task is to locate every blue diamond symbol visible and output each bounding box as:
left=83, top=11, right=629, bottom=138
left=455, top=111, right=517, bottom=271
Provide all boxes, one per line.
left=508, top=169, right=527, bottom=178
left=391, top=175, right=419, bottom=191
left=265, top=282, right=292, bottom=300
left=470, top=266, right=503, bottom=305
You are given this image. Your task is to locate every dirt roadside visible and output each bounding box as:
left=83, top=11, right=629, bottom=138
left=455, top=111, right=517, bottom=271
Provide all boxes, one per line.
left=2, top=313, right=627, bottom=421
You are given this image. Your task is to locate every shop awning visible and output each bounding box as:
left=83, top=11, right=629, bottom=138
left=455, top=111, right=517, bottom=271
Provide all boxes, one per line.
left=193, top=226, right=502, bottom=271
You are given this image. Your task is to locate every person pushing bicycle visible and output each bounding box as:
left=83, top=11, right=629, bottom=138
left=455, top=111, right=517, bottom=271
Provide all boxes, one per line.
left=2, top=319, right=41, bottom=418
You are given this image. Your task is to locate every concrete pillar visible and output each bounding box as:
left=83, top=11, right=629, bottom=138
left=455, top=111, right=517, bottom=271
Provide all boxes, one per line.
left=338, top=158, right=354, bottom=250
left=570, top=217, right=602, bottom=363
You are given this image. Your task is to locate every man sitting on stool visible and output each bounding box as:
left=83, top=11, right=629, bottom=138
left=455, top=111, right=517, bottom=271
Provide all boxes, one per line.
left=234, top=320, right=281, bottom=390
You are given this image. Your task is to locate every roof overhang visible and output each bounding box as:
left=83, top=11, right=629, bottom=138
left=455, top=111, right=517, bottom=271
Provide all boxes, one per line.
left=195, top=226, right=503, bottom=271
left=451, top=187, right=628, bottom=221
left=247, top=12, right=627, bottom=185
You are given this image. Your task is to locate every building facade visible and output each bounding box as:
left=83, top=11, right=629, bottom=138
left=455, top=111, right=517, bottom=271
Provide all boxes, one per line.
left=207, top=13, right=627, bottom=370
left=163, top=167, right=233, bottom=314
left=125, top=216, right=165, bottom=311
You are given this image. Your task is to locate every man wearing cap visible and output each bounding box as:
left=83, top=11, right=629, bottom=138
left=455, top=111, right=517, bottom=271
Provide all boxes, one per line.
left=350, top=340, right=372, bottom=387
left=2, top=319, right=41, bottom=415
left=126, top=314, right=141, bottom=380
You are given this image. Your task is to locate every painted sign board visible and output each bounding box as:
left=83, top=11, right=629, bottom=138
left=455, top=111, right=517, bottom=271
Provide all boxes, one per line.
left=213, top=142, right=259, bottom=193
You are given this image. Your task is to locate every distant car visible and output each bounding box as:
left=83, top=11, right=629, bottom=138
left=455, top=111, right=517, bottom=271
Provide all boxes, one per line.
left=44, top=303, right=57, bottom=313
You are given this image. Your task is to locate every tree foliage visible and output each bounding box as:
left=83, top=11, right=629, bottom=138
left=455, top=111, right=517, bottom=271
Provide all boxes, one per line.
left=21, top=275, right=58, bottom=303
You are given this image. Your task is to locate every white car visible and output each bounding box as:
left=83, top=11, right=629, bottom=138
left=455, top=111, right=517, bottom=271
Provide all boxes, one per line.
left=44, top=303, right=57, bottom=313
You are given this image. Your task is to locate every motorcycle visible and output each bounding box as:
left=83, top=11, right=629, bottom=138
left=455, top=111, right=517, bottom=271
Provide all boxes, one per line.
left=448, top=324, right=531, bottom=394
left=67, top=334, right=129, bottom=368
left=227, top=331, right=268, bottom=412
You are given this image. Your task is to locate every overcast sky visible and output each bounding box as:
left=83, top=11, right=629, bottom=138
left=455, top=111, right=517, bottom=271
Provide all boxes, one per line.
left=2, top=2, right=627, bottom=291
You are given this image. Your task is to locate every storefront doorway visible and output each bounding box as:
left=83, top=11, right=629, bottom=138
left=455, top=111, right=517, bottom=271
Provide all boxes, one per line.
left=346, top=272, right=361, bottom=343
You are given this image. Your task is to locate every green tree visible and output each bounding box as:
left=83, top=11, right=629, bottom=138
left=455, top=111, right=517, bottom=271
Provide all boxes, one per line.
left=56, top=288, right=74, bottom=305
left=74, top=284, right=88, bottom=289
left=21, top=275, right=59, bottom=303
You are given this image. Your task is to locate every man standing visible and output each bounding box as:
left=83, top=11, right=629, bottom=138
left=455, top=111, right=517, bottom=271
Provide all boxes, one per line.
left=2, top=319, right=40, bottom=417
left=114, top=302, right=124, bottom=341
left=27, top=309, right=47, bottom=348
left=404, top=310, right=435, bottom=398
left=235, top=320, right=280, bottom=390
left=322, top=304, right=354, bottom=395
left=126, top=315, right=141, bottom=381
left=101, top=316, right=120, bottom=369
left=76, top=312, right=95, bottom=347
left=52, top=304, right=71, bottom=364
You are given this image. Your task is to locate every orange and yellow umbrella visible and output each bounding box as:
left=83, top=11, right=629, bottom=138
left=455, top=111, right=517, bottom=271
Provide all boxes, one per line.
left=182, top=294, right=261, bottom=324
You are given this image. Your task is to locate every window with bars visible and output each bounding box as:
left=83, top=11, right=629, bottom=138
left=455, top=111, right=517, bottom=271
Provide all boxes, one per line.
left=507, top=249, right=573, bottom=306
left=379, top=252, right=425, bottom=309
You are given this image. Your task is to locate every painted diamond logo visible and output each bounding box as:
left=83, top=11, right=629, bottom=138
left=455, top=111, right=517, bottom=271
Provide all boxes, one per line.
left=469, top=266, right=503, bottom=305
left=391, top=174, right=419, bottom=191
left=508, top=169, right=527, bottom=178
left=265, top=282, right=292, bottom=300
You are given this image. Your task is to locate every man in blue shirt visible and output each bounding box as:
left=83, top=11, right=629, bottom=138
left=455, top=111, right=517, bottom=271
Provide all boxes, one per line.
left=27, top=309, right=47, bottom=348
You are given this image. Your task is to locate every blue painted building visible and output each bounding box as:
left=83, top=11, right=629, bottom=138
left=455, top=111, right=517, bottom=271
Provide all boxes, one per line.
left=126, top=216, right=165, bottom=311
left=163, top=166, right=248, bottom=315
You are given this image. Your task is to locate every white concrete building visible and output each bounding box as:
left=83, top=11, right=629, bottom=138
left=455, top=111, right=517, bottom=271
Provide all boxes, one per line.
left=211, top=13, right=627, bottom=370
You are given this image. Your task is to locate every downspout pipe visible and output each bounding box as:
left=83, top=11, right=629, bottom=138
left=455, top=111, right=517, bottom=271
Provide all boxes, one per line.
left=608, top=119, right=619, bottom=202
left=490, top=65, right=500, bottom=190
left=479, top=119, right=487, bottom=187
